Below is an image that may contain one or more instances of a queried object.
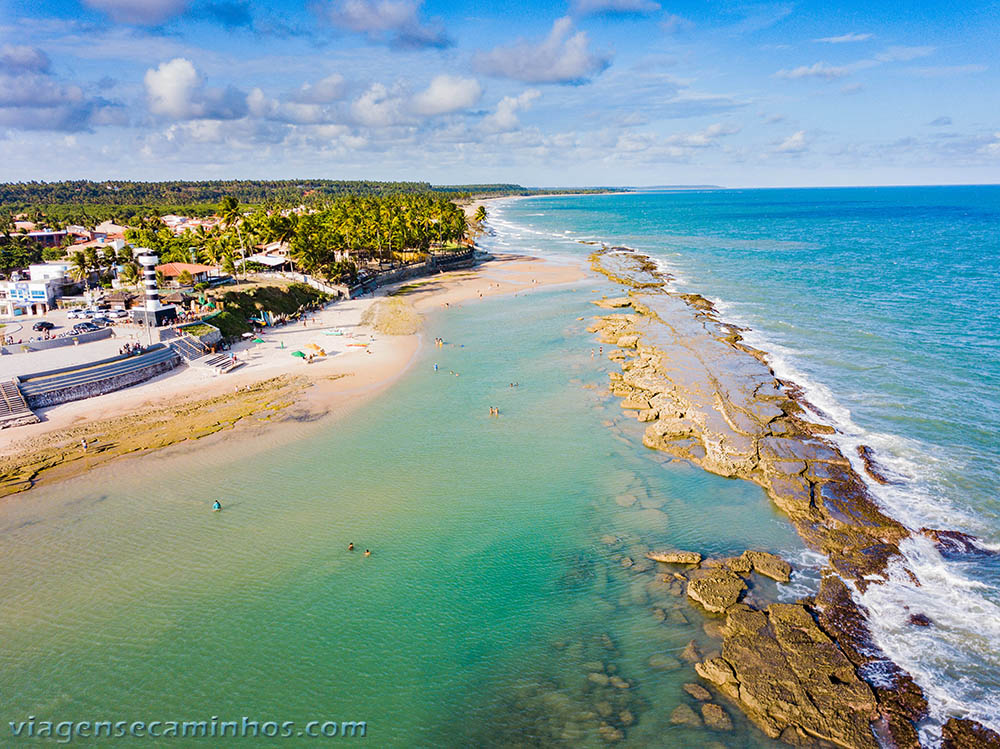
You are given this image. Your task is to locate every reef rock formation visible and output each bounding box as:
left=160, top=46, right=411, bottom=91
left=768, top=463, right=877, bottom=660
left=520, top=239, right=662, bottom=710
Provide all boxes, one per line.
left=695, top=603, right=879, bottom=748
left=646, top=550, right=702, bottom=565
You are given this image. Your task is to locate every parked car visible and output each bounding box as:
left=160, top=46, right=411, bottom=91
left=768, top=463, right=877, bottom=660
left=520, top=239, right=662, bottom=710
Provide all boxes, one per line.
left=91, top=316, right=113, bottom=327
left=107, top=309, right=128, bottom=319
left=32, top=320, right=56, bottom=331
left=67, top=309, right=86, bottom=319
left=82, top=308, right=99, bottom=317
left=72, top=322, right=99, bottom=333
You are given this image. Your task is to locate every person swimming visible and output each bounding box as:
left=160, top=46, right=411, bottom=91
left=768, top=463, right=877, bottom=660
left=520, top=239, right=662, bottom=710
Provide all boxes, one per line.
left=348, top=542, right=355, bottom=551
left=364, top=549, right=371, bottom=557
left=212, top=500, right=222, bottom=512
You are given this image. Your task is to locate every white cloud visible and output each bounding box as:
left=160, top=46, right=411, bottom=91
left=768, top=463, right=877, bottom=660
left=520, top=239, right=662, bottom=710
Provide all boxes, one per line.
left=982, top=133, right=1000, bottom=157
left=776, top=46, right=935, bottom=81
left=482, top=89, right=541, bottom=132
left=144, top=58, right=200, bottom=118
left=928, top=116, right=952, bottom=127
left=320, top=0, right=449, bottom=48
left=775, top=130, right=807, bottom=153
left=0, top=45, right=51, bottom=73
left=775, top=62, right=850, bottom=80
left=351, top=82, right=406, bottom=127
left=292, top=74, right=346, bottom=104
left=908, top=64, right=988, bottom=77
left=815, top=32, right=873, bottom=43
left=661, top=14, right=693, bottom=33
left=410, top=75, right=482, bottom=116
left=665, top=122, right=740, bottom=147
left=475, top=17, right=610, bottom=85
left=570, top=0, right=660, bottom=16
left=82, top=0, right=189, bottom=25
left=144, top=58, right=247, bottom=120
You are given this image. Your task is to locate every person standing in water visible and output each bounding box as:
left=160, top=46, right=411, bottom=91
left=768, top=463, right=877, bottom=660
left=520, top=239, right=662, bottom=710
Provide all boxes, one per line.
left=212, top=500, right=222, bottom=512
left=364, top=549, right=371, bottom=557
left=348, top=542, right=354, bottom=551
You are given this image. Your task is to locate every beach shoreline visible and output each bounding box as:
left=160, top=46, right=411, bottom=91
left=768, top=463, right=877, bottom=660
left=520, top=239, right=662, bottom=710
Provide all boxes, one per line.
left=0, top=252, right=585, bottom=499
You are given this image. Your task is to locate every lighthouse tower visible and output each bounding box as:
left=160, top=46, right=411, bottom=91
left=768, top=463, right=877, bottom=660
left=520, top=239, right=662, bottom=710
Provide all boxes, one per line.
left=130, top=249, right=177, bottom=327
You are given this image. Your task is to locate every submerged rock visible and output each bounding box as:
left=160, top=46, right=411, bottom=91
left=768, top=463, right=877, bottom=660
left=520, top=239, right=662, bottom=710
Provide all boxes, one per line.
left=647, top=550, right=702, bottom=565
left=669, top=704, right=702, bottom=727
left=683, top=683, right=711, bottom=701
left=648, top=654, right=682, bottom=671
left=701, top=703, right=733, bottom=732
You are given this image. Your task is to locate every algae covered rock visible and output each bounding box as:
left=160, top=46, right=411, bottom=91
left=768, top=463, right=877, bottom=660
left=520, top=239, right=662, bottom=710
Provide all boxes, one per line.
left=701, top=703, right=733, bottom=732
left=941, top=718, right=1000, bottom=749
left=694, top=603, right=879, bottom=748
left=683, top=683, right=711, bottom=701
left=669, top=704, right=702, bottom=727
left=743, top=550, right=792, bottom=582
left=686, top=569, right=746, bottom=613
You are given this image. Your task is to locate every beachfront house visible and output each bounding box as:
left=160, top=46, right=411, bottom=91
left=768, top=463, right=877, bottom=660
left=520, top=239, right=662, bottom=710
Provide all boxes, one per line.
left=156, top=262, right=219, bottom=287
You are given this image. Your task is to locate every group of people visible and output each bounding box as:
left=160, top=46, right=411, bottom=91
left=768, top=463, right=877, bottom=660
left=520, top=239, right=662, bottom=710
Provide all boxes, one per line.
left=347, top=542, right=371, bottom=557
left=489, top=406, right=500, bottom=416
left=434, top=337, right=445, bottom=347
left=118, top=342, right=143, bottom=356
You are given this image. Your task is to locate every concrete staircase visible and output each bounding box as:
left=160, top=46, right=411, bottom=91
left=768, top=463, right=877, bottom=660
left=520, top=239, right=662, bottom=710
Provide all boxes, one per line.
left=0, top=379, right=40, bottom=428
left=193, top=353, right=245, bottom=374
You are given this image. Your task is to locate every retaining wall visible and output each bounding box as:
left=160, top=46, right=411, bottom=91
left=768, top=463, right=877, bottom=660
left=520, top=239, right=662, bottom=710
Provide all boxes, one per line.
left=1, top=327, right=113, bottom=355
left=24, top=356, right=181, bottom=409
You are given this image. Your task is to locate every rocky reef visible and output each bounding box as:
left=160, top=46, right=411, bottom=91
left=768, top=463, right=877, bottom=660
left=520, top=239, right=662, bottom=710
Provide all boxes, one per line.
left=587, top=248, right=999, bottom=748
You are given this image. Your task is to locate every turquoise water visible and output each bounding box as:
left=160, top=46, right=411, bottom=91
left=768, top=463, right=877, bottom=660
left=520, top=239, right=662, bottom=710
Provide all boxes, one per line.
left=489, top=186, right=1000, bottom=734
left=1, top=283, right=804, bottom=745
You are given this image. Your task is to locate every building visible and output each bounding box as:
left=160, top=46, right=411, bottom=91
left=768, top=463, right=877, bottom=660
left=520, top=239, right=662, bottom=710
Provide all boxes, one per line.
left=28, top=262, right=72, bottom=282
left=156, top=262, right=219, bottom=286
left=25, top=230, right=69, bottom=248
left=0, top=278, right=63, bottom=316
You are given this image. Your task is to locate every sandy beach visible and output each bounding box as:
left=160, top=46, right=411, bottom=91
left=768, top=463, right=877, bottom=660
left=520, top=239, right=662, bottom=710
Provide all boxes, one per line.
left=0, top=253, right=584, bottom=497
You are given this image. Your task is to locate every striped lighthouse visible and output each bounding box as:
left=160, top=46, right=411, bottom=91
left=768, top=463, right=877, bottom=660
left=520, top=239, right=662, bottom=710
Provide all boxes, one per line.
left=136, top=251, right=162, bottom=312
left=130, top=248, right=176, bottom=327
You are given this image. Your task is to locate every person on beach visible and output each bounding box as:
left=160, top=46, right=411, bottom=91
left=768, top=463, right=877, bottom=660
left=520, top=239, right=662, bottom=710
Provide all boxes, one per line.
left=81, top=438, right=88, bottom=450
left=212, top=500, right=222, bottom=511
left=348, top=542, right=354, bottom=551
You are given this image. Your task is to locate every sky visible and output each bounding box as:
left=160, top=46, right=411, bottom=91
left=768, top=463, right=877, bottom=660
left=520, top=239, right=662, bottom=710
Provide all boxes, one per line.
left=1, top=0, right=998, bottom=187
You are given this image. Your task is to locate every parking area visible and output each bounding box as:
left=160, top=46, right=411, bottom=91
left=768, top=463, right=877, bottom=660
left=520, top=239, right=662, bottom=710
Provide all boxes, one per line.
left=1, top=306, right=130, bottom=344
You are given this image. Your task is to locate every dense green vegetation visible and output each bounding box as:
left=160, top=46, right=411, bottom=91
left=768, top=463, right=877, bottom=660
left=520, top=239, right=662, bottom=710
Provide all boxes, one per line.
left=119, top=193, right=468, bottom=284
left=206, top=283, right=329, bottom=338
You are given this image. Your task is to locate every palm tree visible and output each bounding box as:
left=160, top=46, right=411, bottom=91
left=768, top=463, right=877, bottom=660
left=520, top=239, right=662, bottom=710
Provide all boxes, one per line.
left=219, top=196, right=248, bottom=280
left=69, top=252, right=92, bottom=293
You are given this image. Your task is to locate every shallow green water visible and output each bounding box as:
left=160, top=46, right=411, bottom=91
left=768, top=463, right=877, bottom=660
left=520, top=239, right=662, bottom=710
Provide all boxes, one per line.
left=1, top=281, right=804, bottom=746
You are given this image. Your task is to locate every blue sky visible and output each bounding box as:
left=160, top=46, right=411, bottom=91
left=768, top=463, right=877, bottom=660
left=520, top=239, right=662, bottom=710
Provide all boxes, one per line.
left=1, top=0, right=998, bottom=186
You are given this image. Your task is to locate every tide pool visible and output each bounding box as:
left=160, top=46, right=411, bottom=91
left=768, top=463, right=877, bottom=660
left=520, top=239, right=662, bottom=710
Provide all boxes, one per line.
left=1, top=282, right=804, bottom=746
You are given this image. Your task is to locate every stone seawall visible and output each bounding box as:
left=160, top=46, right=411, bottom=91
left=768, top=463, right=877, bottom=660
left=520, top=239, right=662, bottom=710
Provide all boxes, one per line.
left=24, top=357, right=181, bottom=409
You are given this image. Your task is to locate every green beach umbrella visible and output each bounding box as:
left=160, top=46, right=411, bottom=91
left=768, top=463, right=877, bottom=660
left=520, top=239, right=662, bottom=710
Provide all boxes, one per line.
left=291, top=350, right=306, bottom=358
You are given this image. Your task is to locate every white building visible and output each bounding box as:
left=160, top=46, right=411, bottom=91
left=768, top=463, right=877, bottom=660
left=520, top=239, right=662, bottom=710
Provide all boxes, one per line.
left=0, top=264, right=70, bottom=317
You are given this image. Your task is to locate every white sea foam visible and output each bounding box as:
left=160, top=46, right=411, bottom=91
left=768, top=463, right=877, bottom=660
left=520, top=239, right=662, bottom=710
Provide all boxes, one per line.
left=711, top=279, right=1000, bottom=740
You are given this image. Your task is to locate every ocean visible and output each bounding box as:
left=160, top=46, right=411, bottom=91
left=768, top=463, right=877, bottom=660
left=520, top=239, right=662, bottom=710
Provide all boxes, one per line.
left=489, top=185, right=1000, bottom=736
left=0, top=186, right=997, bottom=747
